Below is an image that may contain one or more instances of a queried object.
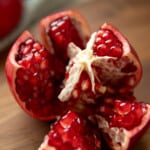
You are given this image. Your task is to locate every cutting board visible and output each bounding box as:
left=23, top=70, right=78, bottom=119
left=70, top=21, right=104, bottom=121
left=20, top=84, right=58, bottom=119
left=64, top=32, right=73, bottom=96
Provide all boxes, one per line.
left=0, top=0, right=150, bottom=149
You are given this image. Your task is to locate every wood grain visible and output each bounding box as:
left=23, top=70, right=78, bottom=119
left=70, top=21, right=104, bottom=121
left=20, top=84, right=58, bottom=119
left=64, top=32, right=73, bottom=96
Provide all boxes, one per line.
left=0, top=0, right=150, bottom=149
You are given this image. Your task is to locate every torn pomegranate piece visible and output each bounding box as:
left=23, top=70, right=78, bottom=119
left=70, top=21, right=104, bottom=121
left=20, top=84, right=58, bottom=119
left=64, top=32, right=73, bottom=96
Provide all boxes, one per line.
left=95, top=98, right=150, bottom=150
left=92, top=23, right=142, bottom=94
left=58, top=23, right=142, bottom=102
left=38, top=111, right=101, bottom=150
left=5, top=31, right=70, bottom=120
left=40, top=10, right=91, bottom=63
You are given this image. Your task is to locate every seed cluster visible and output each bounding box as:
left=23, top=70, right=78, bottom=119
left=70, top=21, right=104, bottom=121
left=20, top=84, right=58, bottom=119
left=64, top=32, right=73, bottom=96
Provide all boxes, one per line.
left=46, top=111, right=101, bottom=149
left=99, top=99, right=147, bottom=130
left=15, top=38, right=55, bottom=116
left=93, top=29, right=123, bottom=58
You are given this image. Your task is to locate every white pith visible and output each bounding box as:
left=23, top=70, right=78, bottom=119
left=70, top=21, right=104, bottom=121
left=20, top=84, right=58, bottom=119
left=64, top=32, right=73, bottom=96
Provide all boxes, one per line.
left=96, top=104, right=150, bottom=150
left=58, top=32, right=106, bottom=101
left=58, top=31, right=138, bottom=102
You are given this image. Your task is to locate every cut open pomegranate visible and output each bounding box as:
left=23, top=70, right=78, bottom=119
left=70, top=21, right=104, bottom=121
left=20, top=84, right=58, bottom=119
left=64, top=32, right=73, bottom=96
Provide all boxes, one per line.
left=38, top=110, right=101, bottom=150
left=5, top=10, right=149, bottom=150
left=58, top=23, right=142, bottom=102
left=95, top=98, right=150, bottom=150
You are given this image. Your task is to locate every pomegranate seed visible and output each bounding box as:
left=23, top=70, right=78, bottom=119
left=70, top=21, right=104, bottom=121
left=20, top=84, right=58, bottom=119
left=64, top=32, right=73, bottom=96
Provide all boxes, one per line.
left=93, top=29, right=123, bottom=58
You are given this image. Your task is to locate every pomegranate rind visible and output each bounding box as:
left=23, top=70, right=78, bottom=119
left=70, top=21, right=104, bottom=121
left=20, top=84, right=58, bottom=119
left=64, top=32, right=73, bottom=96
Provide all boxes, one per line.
left=96, top=103, right=150, bottom=150
left=39, top=10, right=91, bottom=53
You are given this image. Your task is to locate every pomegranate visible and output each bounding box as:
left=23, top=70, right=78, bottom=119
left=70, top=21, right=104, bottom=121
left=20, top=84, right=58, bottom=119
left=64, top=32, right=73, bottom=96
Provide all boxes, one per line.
left=5, top=10, right=149, bottom=149
left=0, top=0, right=22, bottom=38
left=58, top=23, right=142, bottom=102
left=38, top=110, right=101, bottom=150
left=95, top=98, right=150, bottom=150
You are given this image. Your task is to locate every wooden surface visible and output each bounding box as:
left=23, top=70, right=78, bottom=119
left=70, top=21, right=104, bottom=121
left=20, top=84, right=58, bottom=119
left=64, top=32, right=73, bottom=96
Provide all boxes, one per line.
left=0, top=0, right=150, bottom=149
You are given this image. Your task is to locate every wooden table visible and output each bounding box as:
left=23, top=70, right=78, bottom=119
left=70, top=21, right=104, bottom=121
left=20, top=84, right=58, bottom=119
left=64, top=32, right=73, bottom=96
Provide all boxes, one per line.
left=0, top=0, right=150, bottom=149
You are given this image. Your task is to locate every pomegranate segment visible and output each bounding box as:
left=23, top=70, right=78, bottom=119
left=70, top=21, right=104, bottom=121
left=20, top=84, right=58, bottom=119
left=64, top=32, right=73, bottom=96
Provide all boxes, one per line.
left=40, top=10, right=91, bottom=61
left=92, top=23, right=142, bottom=94
left=95, top=98, right=150, bottom=150
left=15, top=38, right=55, bottom=115
left=47, top=16, right=85, bottom=63
left=5, top=31, right=69, bottom=120
left=38, top=111, right=101, bottom=150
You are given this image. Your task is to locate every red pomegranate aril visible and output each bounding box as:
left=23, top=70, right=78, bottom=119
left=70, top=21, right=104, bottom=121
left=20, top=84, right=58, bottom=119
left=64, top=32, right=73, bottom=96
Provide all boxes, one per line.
left=114, top=100, right=132, bottom=114
left=47, top=16, right=85, bottom=63
left=93, top=29, right=123, bottom=58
